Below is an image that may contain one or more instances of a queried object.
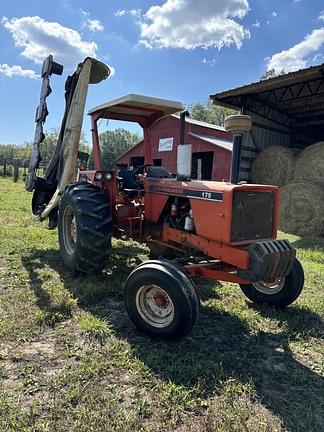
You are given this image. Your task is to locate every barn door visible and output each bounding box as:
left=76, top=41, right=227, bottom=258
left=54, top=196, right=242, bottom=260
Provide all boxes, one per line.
left=191, top=152, right=214, bottom=180
left=130, top=156, right=145, bottom=169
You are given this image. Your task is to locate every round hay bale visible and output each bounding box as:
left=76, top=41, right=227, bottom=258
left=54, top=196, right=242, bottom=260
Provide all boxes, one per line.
left=280, top=181, right=324, bottom=236
left=251, top=146, right=298, bottom=187
left=295, top=141, right=324, bottom=181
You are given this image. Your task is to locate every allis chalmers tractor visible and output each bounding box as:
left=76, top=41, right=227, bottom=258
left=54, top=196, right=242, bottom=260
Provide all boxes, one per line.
left=26, top=56, right=304, bottom=339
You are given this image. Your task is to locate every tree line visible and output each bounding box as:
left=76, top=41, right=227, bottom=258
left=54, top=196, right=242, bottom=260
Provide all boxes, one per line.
left=0, top=102, right=233, bottom=170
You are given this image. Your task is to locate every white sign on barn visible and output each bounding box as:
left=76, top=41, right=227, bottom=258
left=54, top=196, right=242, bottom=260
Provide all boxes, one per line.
left=158, top=137, right=173, bottom=152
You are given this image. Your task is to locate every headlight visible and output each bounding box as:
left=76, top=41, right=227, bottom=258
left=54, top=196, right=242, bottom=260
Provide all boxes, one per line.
left=104, top=172, right=112, bottom=180
left=94, top=171, right=103, bottom=181
left=94, top=171, right=112, bottom=181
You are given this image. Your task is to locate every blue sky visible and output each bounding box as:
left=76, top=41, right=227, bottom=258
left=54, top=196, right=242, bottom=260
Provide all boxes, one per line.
left=1, top=0, right=324, bottom=145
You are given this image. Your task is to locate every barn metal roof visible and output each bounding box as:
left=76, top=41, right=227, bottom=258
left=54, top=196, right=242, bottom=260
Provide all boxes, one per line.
left=189, top=132, right=232, bottom=151
left=171, top=114, right=226, bottom=131
left=88, top=94, right=183, bottom=124
left=210, top=63, right=324, bottom=140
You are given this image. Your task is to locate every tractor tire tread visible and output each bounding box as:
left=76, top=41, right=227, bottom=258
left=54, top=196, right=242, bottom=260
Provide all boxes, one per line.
left=58, top=182, right=112, bottom=274
left=124, top=260, right=200, bottom=339
left=240, top=258, right=304, bottom=307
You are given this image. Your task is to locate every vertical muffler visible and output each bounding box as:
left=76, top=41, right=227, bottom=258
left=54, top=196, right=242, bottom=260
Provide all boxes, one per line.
left=177, top=110, right=192, bottom=181
left=224, top=115, right=252, bottom=184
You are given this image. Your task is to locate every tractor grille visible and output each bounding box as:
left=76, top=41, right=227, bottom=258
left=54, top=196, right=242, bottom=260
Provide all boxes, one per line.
left=231, top=191, right=275, bottom=242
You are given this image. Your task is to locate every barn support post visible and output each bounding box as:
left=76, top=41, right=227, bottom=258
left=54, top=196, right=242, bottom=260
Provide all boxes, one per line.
left=143, top=126, right=152, bottom=165
left=91, top=114, right=104, bottom=170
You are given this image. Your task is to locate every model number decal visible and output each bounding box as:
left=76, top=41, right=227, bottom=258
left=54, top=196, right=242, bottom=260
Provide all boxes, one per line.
left=201, top=191, right=212, bottom=199
left=149, top=185, right=223, bottom=201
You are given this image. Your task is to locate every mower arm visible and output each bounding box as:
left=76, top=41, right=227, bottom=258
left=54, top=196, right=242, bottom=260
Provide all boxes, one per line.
left=27, top=56, right=110, bottom=220
left=40, top=58, right=110, bottom=219
left=25, top=56, right=63, bottom=192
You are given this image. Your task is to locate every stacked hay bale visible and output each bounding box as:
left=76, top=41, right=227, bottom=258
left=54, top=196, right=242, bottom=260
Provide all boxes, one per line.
left=280, top=141, right=324, bottom=236
left=294, top=141, right=324, bottom=182
left=280, top=181, right=324, bottom=236
left=251, top=146, right=298, bottom=187
left=251, top=143, right=324, bottom=236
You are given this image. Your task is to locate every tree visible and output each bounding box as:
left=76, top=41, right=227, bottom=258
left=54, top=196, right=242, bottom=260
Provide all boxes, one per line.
left=0, top=128, right=89, bottom=166
left=39, top=128, right=89, bottom=165
left=93, top=128, right=141, bottom=169
left=260, top=68, right=286, bottom=80
left=188, top=100, right=235, bottom=127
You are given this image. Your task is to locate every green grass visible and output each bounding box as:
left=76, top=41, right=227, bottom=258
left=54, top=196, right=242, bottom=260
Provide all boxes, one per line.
left=0, top=178, right=323, bottom=431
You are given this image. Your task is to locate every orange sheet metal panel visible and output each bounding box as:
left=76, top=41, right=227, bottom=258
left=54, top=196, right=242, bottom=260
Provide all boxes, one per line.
left=163, top=225, right=249, bottom=269
left=144, top=177, right=280, bottom=246
left=183, top=263, right=250, bottom=284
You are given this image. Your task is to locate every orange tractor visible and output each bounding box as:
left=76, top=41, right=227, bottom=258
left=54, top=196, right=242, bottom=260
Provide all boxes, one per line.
left=26, top=56, right=304, bottom=339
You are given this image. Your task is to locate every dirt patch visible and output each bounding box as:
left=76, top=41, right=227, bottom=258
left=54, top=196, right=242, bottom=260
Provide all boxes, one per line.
left=293, top=346, right=324, bottom=374
left=261, top=338, right=288, bottom=374
left=0, top=329, right=64, bottom=391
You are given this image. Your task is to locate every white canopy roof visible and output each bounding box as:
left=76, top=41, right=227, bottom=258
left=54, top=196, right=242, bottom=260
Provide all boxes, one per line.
left=88, top=93, right=183, bottom=119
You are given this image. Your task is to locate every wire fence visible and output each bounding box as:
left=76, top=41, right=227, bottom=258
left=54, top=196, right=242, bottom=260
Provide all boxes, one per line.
left=0, top=159, right=46, bottom=182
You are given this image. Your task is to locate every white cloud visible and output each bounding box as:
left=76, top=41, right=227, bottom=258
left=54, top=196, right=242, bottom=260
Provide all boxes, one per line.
left=2, top=16, right=98, bottom=68
left=266, top=11, right=277, bottom=25
left=114, top=9, right=141, bottom=18
left=313, top=52, right=324, bottom=63
left=85, top=18, right=104, bottom=32
left=130, top=9, right=142, bottom=18
left=139, top=0, right=250, bottom=50
left=114, top=9, right=126, bottom=17
left=252, top=20, right=260, bottom=28
left=80, top=9, right=89, bottom=17
left=202, top=57, right=217, bottom=66
left=266, top=27, right=324, bottom=73
left=0, top=63, right=38, bottom=79
left=138, top=39, right=153, bottom=49
left=319, top=11, right=324, bottom=21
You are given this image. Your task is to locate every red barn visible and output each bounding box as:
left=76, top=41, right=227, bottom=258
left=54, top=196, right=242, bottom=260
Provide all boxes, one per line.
left=114, top=115, right=233, bottom=181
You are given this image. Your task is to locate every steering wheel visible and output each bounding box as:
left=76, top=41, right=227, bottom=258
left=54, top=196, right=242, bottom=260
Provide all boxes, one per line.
left=133, top=164, right=154, bottom=178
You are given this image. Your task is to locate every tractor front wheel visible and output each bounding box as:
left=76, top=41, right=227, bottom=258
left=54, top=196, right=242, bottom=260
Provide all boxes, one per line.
left=58, top=182, right=112, bottom=274
left=124, top=260, right=200, bottom=339
left=239, top=258, right=304, bottom=306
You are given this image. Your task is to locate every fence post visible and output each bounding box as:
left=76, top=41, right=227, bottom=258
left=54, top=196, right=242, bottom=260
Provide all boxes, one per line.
left=13, top=158, right=19, bottom=182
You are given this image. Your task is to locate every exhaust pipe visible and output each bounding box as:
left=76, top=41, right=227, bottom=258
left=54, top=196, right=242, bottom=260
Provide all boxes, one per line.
left=177, top=111, right=192, bottom=181
left=224, top=115, right=252, bottom=184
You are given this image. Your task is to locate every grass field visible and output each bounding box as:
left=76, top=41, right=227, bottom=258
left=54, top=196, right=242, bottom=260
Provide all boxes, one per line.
left=0, top=178, right=323, bottom=431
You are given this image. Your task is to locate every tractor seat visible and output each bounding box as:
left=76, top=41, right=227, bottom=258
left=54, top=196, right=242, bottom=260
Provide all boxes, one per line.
left=145, top=166, right=172, bottom=178
left=116, top=169, right=143, bottom=199
left=117, top=169, right=139, bottom=190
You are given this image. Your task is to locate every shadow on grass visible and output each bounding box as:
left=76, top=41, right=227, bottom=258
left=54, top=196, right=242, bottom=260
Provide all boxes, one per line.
left=22, top=246, right=324, bottom=432
left=292, top=237, right=324, bottom=252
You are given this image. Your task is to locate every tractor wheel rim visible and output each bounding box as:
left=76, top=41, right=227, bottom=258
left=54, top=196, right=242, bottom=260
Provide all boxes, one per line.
left=253, top=277, right=285, bottom=295
left=62, top=206, right=77, bottom=255
left=135, top=284, right=175, bottom=328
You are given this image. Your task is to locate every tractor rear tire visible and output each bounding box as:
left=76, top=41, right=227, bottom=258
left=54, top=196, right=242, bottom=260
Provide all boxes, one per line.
left=58, top=182, right=112, bottom=274
left=124, top=260, right=200, bottom=339
left=239, top=258, right=304, bottom=307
